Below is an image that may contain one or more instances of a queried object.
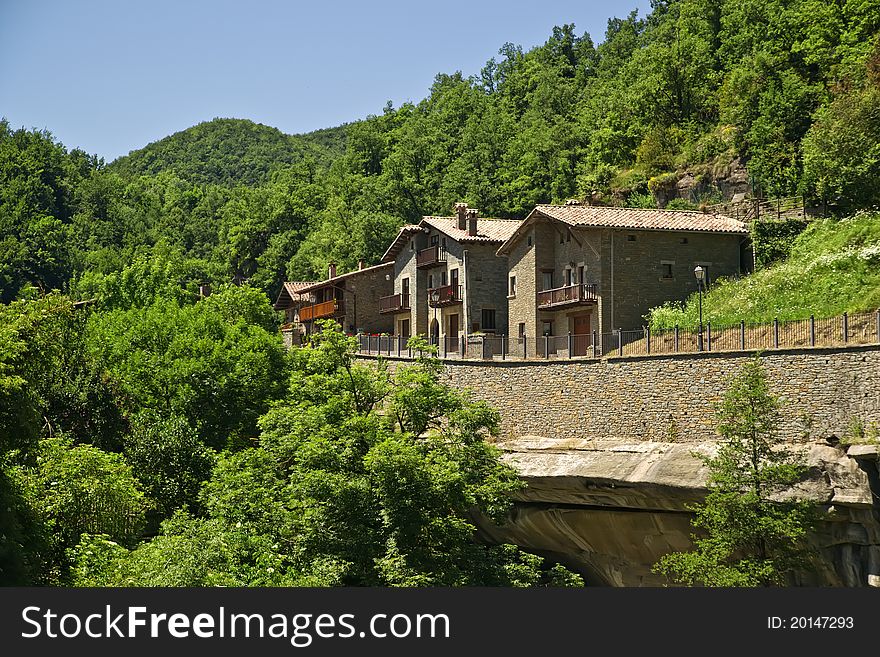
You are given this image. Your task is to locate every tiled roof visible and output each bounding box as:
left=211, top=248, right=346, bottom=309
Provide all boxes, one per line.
left=274, top=281, right=318, bottom=309
left=533, top=205, right=748, bottom=234
left=498, top=204, right=747, bottom=254
left=381, top=224, right=426, bottom=263
left=299, top=261, right=392, bottom=292
left=421, top=216, right=522, bottom=243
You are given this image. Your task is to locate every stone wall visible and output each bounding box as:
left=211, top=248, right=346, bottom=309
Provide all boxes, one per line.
left=463, top=241, right=509, bottom=335
left=431, top=346, right=880, bottom=445
left=344, top=265, right=394, bottom=335
left=608, top=228, right=744, bottom=332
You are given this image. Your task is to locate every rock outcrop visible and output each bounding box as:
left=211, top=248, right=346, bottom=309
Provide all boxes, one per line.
left=475, top=436, right=880, bottom=587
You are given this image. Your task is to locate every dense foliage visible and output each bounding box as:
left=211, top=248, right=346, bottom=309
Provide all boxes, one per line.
left=66, top=326, right=582, bottom=587
left=109, top=118, right=343, bottom=186
left=654, top=358, right=817, bottom=586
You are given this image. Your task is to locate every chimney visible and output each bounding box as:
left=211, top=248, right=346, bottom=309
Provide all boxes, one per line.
left=455, top=202, right=468, bottom=231
left=358, top=259, right=365, bottom=270
left=466, top=208, right=478, bottom=237
left=328, top=262, right=337, bottom=279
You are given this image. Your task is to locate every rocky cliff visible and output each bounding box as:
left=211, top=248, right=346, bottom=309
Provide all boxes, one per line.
left=476, top=435, right=880, bottom=587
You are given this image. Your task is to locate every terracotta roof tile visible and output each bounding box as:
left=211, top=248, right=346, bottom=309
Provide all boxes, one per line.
left=421, top=216, right=522, bottom=243
left=299, top=262, right=392, bottom=292
left=381, top=224, right=426, bottom=262
left=274, top=281, right=318, bottom=309
left=533, top=204, right=748, bottom=234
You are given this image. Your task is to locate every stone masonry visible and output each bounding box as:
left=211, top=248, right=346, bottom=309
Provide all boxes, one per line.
left=437, top=346, right=880, bottom=445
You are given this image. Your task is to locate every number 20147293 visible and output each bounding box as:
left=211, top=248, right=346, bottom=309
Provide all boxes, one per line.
left=767, top=616, right=854, bottom=629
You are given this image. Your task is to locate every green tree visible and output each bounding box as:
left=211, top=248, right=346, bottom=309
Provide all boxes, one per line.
left=13, top=435, right=147, bottom=583
left=85, top=285, right=288, bottom=449
left=124, top=412, right=215, bottom=523
left=654, top=357, right=817, bottom=586
left=72, top=323, right=583, bottom=587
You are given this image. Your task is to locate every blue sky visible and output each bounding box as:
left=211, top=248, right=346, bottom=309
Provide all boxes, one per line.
left=0, top=0, right=651, bottom=161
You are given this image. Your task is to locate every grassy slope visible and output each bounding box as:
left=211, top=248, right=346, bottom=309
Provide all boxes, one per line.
left=649, top=212, right=880, bottom=330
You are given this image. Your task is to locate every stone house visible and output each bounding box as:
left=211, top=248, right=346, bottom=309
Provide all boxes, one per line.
left=496, top=203, right=750, bottom=355
left=273, top=281, right=317, bottom=347
left=379, top=203, right=521, bottom=350
left=277, top=261, right=394, bottom=338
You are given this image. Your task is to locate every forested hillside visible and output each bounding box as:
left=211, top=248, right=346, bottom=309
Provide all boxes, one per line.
left=109, top=118, right=346, bottom=186
left=2, top=0, right=879, bottom=587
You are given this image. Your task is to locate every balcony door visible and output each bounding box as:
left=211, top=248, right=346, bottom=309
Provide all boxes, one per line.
left=448, top=314, right=459, bottom=351
left=450, top=268, right=459, bottom=292
left=541, top=270, right=553, bottom=291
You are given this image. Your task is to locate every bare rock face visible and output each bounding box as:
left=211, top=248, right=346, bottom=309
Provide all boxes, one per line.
left=475, top=435, right=880, bottom=586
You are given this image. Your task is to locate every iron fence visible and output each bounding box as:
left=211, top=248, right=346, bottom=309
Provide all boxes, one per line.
left=352, top=310, right=880, bottom=361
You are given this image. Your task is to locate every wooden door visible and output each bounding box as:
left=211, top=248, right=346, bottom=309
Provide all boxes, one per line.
left=571, top=313, right=591, bottom=356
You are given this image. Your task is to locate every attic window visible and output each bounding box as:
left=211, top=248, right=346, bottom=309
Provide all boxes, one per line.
left=680, top=237, right=689, bottom=244
left=627, top=235, right=636, bottom=242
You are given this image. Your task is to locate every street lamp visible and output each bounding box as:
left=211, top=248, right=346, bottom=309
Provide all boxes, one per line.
left=429, top=290, right=440, bottom=346
left=694, top=265, right=705, bottom=351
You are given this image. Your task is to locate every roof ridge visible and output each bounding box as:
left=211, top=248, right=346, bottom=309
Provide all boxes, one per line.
left=537, top=204, right=724, bottom=216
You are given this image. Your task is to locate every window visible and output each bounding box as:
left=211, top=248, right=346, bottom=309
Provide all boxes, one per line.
left=541, top=321, right=553, bottom=336
left=680, top=237, right=689, bottom=244
left=410, top=241, right=414, bottom=251
left=560, top=231, right=565, bottom=244
left=518, top=322, right=526, bottom=338
left=528, top=235, right=533, bottom=247
left=427, top=274, right=433, bottom=289
left=509, top=275, right=517, bottom=297
left=661, top=261, right=674, bottom=279
left=541, top=270, right=553, bottom=291
left=627, top=234, right=636, bottom=242
left=481, top=309, right=496, bottom=332
left=441, top=270, right=448, bottom=286
left=399, top=319, right=410, bottom=338
left=564, top=269, right=574, bottom=286
left=401, top=277, right=409, bottom=297
left=430, top=234, right=438, bottom=246
left=577, top=265, right=585, bottom=284
left=441, top=237, right=447, bottom=249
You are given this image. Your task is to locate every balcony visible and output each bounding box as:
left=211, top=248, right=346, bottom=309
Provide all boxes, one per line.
left=537, top=283, right=598, bottom=310
left=427, top=284, right=462, bottom=307
left=299, top=299, right=343, bottom=322
left=379, top=293, right=410, bottom=314
left=416, top=245, right=447, bottom=268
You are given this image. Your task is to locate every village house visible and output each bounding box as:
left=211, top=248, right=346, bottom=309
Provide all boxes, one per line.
left=274, top=261, right=394, bottom=341
left=378, top=203, right=521, bottom=351
left=496, top=203, right=751, bottom=355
